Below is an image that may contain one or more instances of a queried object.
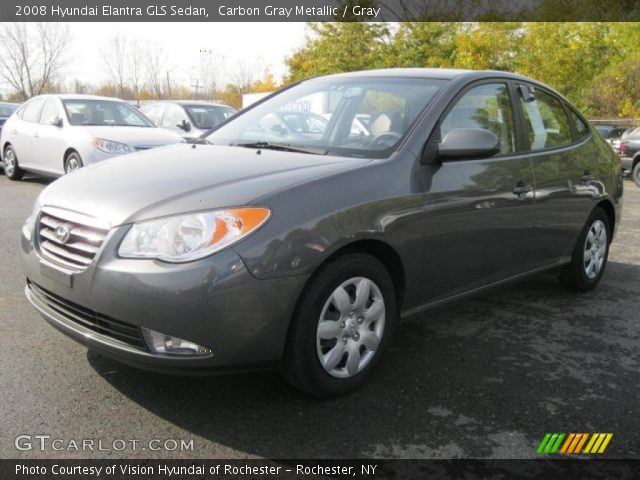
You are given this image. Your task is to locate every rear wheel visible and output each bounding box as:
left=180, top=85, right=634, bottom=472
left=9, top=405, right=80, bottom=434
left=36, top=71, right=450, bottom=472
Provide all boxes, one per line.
left=3, top=145, right=23, bottom=181
left=281, top=253, right=396, bottom=397
left=633, top=161, right=640, bottom=187
left=559, top=207, right=610, bottom=291
left=64, top=151, right=83, bottom=174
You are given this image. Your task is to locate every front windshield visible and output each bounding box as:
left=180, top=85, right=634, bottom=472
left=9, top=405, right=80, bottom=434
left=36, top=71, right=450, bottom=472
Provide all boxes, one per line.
left=206, top=77, right=446, bottom=157
left=184, top=105, right=236, bottom=129
left=0, top=104, right=17, bottom=117
left=63, top=99, right=154, bottom=127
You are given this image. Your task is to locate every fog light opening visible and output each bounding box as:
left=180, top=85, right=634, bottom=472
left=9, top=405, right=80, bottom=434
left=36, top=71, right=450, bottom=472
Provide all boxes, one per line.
left=141, top=328, right=212, bottom=356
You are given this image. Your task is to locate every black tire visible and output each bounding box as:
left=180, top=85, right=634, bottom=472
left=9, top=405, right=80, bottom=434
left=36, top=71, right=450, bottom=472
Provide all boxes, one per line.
left=64, top=151, right=83, bottom=174
left=280, top=253, right=397, bottom=398
left=3, top=145, right=24, bottom=181
left=633, top=161, right=640, bottom=187
left=559, top=207, right=611, bottom=292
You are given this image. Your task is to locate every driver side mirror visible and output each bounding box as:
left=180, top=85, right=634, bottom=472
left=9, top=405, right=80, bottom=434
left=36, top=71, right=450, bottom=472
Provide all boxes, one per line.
left=437, top=128, right=500, bottom=160
left=177, top=119, right=191, bottom=132
left=49, top=116, right=63, bottom=127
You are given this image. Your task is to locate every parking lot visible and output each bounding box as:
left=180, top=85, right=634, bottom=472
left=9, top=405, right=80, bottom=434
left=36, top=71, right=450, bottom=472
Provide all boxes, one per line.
left=0, top=174, right=639, bottom=459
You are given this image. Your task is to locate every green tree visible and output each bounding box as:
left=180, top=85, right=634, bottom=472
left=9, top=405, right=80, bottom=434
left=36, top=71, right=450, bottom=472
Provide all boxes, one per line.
left=285, top=23, right=390, bottom=82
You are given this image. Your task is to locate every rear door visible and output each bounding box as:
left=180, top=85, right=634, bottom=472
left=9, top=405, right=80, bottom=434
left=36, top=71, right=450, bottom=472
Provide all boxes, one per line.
left=515, top=83, right=597, bottom=266
left=421, top=81, right=536, bottom=302
left=9, top=98, right=44, bottom=169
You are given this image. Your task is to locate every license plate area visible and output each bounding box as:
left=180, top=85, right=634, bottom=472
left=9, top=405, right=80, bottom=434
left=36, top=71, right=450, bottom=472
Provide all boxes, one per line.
left=40, top=260, right=74, bottom=288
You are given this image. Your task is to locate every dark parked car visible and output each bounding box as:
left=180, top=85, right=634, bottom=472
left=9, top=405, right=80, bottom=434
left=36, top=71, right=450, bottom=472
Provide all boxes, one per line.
left=140, top=100, right=236, bottom=140
left=594, top=124, right=627, bottom=144
left=0, top=101, right=18, bottom=135
left=610, top=126, right=636, bottom=153
left=21, top=69, right=622, bottom=397
left=619, top=129, right=640, bottom=186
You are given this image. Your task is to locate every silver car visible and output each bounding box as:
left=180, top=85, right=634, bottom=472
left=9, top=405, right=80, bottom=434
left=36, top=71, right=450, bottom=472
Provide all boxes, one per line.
left=140, top=101, right=237, bottom=140
left=0, top=94, right=182, bottom=180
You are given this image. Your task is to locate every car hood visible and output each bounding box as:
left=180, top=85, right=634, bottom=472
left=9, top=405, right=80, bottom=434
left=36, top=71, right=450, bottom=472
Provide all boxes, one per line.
left=39, top=144, right=370, bottom=226
left=74, top=125, right=182, bottom=147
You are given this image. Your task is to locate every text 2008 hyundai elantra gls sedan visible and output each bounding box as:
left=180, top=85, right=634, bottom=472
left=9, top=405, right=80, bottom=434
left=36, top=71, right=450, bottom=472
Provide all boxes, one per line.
left=22, top=69, right=622, bottom=397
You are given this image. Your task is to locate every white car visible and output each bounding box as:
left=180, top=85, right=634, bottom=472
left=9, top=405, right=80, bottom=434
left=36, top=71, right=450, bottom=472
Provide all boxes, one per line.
left=0, top=94, right=182, bottom=180
left=140, top=101, right=236, bottom=140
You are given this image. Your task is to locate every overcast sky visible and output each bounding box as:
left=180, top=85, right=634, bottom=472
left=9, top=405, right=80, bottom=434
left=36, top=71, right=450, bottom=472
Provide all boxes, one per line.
left=67, top=22, right=309, bottom=87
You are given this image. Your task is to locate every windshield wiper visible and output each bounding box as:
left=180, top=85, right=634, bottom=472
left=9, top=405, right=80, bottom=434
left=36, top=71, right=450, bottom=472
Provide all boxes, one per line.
left=233, top=141, right=328, bottom=155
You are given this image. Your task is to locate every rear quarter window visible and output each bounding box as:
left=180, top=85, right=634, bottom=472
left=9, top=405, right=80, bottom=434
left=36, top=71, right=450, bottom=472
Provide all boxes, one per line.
left=519, top=86, right=572, bottom=150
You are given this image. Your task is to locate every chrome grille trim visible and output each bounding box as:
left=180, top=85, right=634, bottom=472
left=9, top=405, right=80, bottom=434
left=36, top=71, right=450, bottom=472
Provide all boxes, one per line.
left=37, top=208, right=110, bottom=272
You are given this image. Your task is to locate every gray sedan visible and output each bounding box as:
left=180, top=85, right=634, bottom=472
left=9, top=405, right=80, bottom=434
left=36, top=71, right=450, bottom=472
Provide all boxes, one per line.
left=21, top=69, right=622, bottom=397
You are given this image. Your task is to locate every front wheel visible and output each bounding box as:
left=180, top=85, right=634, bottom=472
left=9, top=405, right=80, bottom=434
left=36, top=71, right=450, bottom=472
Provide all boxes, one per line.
left=281, top=253, right=397, bottom=397
left=559, top=207, right=610, bottom=291
left=3, top=145, right=24, bottom=181
left=633, top=162, right=640, bottom=187
left=64, top=151, right=83, bottom=174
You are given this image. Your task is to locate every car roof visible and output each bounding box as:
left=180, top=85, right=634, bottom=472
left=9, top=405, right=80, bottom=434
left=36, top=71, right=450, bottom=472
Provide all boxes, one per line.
left=48, top=94, right=127, bottom=102
left=143, top=100, right=234, bottom=108
left=317, top=67, right=541, bottom=83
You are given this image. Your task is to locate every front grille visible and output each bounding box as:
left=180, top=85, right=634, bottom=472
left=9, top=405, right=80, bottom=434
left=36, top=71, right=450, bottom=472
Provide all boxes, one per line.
left=37, top=210, right=108, bottom=271
left=29, top=282, right=147, bottom=350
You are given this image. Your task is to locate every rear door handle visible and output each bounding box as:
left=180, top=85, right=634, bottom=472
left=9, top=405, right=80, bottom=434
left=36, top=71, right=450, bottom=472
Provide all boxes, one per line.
left=10, top=129, right=17, bottom=135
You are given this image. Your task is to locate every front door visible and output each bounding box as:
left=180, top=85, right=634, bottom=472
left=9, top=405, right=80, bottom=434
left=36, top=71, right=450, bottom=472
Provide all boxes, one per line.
left=421, top=82, right=536, bottom=302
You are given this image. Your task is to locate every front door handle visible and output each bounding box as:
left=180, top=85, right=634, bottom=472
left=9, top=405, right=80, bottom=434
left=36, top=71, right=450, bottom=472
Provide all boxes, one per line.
left=33, top=132, right=39, bottom=138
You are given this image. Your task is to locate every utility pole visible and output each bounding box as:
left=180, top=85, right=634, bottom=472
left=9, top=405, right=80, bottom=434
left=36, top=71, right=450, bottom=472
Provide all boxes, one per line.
left=165, top=71, right=172, bottom=99
left=191, top=79, right=202, bottom=99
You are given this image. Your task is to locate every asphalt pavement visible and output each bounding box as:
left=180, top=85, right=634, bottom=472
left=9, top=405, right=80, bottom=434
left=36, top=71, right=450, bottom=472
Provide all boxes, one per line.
left=1, top=174, right=639, bottom=459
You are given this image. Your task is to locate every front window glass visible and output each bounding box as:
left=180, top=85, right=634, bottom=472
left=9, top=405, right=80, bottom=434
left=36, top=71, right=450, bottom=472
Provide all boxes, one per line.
left=205, top=77, right=446, bottom=157
left=39, top=99, right=60, bottom=125
left=62, top=100, right=154, bottom=127
left=184, top=105, right=236, bottom=129
left=140, top=103, right=164, bottom=125
left=161, top=104, right=187, bottom=128
left=440, top=83, right=516, bottom=154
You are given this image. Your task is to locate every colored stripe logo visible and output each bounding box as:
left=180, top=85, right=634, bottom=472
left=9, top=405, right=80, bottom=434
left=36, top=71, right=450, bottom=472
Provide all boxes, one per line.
left=537, top=433, right=612, bottom=454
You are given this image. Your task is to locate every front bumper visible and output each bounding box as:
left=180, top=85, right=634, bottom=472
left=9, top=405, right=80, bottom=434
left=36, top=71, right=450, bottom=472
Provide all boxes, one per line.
left=22, top=224, right=307, bottom=374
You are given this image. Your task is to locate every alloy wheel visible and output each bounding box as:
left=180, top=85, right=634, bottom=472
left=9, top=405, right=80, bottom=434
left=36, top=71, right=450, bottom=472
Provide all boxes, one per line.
left=583, top=219, right=607, bottom=279
left=66, top=156, right=81, bottom=173
left=4, top=148, right=15, bottom=176
left=316, top=276, right=385, bottom=378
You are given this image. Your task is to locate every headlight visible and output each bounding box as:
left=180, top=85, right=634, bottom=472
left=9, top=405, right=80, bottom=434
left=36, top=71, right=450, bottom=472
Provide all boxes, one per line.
left=91, top=138, right=135, bottom=155
left=118, top=208, right=271, bottom=262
